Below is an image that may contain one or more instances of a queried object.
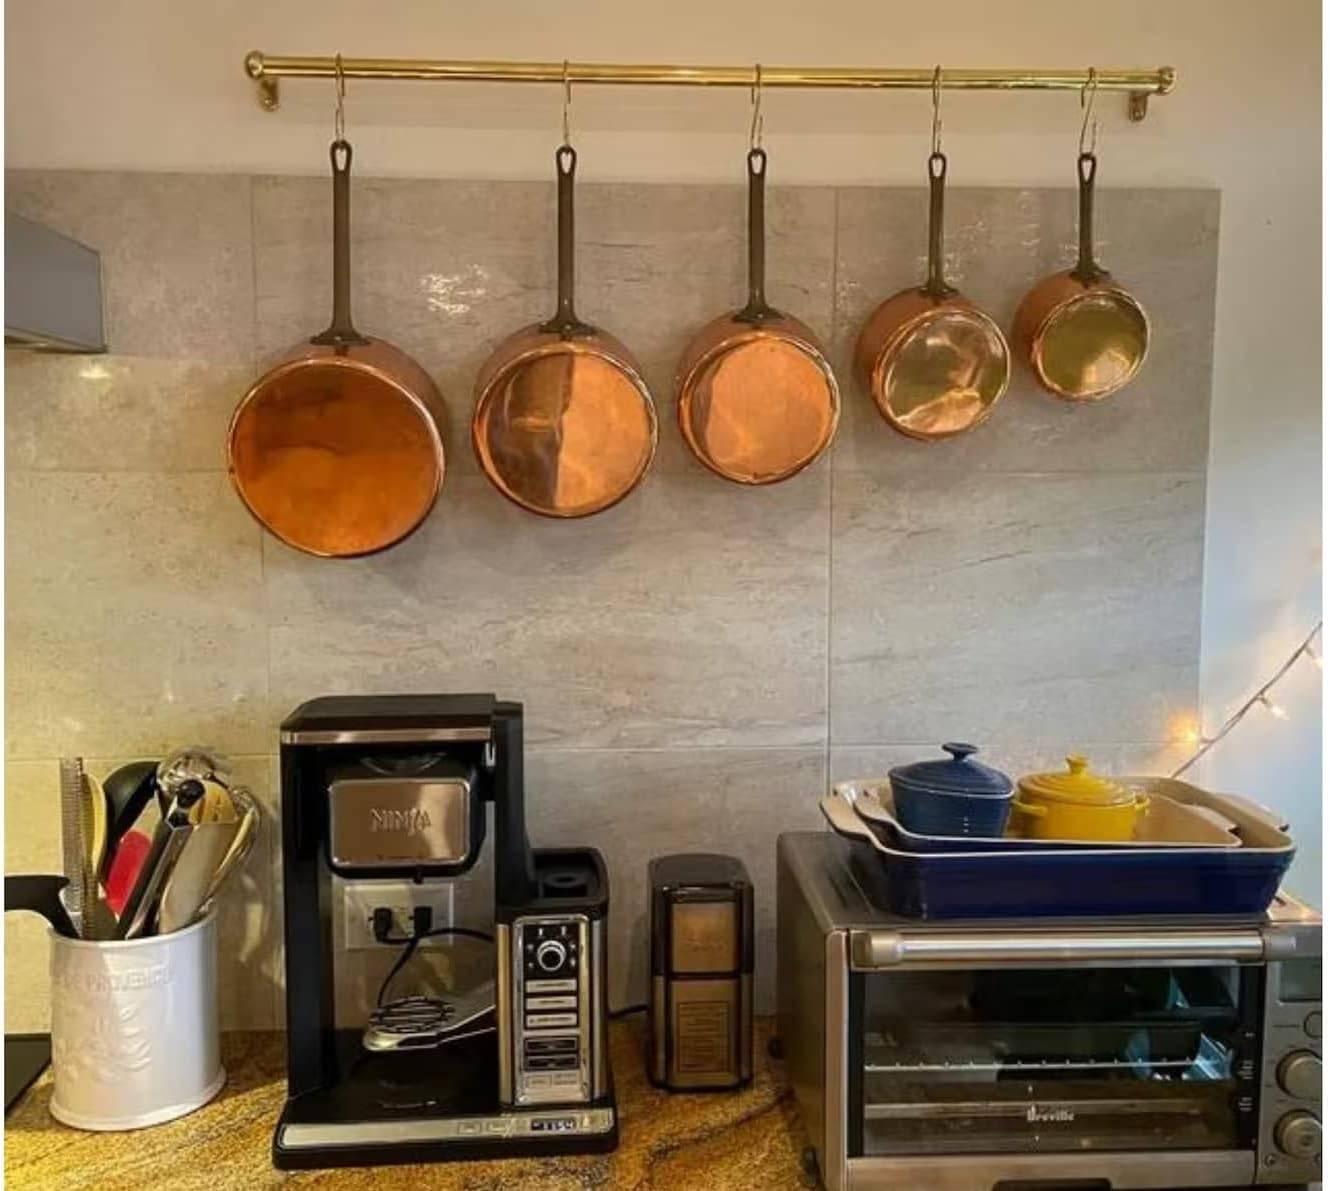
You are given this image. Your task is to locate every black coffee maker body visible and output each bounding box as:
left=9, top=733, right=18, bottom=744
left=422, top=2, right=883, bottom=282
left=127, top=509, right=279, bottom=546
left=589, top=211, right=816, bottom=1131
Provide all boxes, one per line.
left=273, top=694, right=615, bottom=1170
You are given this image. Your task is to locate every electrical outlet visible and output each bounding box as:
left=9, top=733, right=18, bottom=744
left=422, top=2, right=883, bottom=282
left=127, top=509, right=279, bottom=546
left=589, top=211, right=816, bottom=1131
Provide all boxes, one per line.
left=342, top=881, right=455, bottom=950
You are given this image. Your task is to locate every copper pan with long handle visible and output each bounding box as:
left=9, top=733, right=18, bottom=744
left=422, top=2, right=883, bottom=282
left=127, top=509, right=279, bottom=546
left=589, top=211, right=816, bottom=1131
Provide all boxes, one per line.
left=855, top=151, right=1011, bottom=440
left=228, top=140, right=445, bottom=557
left=472, top=144, right=657, bottom=519
left=1012, top=151, right=1149, bottom=401
left=675, top=148, right=839, bottom=485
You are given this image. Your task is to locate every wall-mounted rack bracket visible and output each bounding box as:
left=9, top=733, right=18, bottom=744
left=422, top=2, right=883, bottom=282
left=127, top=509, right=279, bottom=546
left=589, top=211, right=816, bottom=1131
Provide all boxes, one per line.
left=244, top=52, right=1175, bottom=122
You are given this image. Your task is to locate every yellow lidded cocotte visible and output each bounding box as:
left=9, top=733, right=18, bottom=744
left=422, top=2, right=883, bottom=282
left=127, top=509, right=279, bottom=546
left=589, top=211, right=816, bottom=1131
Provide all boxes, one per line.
left=1011, top=755, right=1150, bottom=842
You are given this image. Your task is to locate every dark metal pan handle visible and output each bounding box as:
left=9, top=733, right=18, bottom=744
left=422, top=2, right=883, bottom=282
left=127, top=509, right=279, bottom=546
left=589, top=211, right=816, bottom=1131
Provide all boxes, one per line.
left=923, top=151, right=956, bottom=299
left=311, top=139, right=369, bottom=349
left=736, top=147, right=778, bottom=324
left=540, top=144, right=594, bottom=339
left=1071, top=150, right=1106, bottom=283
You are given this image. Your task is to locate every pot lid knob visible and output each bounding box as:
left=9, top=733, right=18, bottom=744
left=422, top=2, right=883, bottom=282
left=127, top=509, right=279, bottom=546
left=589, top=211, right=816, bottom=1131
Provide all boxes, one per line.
left=1066, top=754, right=1089, bottom=774
left=943, top=742, right=978, bottom=761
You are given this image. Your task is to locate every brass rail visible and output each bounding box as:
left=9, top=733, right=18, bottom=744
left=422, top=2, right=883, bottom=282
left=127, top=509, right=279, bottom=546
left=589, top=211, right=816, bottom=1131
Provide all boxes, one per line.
left=244, top=52, right=1175, bottom=121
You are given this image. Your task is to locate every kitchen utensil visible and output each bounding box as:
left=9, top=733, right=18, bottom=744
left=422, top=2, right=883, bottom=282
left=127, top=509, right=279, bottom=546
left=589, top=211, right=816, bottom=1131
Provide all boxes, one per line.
left=156, top=820, right=240, bottom=935
left=855, top=141, right=1010, bottom=440
left=472, top=144, right=657, bottom=518
left=888, top=742, right=1013, bottom=837
left=104, top=830, right=152, bottom=916
left=194, top=793, right=259, bottom=919
left=851, top=782, right=1242, bottom=852
left=58, top=758, right=89, bottom=934
left=156, top=746, right=231, bottom=803
left=675, top=147, right=839, bottom=484
left=4, top=875, right=78, bottom=937
left=49, top=912, right=224, bottom=1129
left=78, top=771, right=117, bottom=940
left=115, top=779, right=206, bottom=939
left=1012, top=151, right=1148, bottom=400
left=1013, top=754, right=1149, bottom=842
left=821, top=782, right=1294, bottom=919
left=101, top=760, right=158, bottom=875
left=229, top=137, right=445, bottom=557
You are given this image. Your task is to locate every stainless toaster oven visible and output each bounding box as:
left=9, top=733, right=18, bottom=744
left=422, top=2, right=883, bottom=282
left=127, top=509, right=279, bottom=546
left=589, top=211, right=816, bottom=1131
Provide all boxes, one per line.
left=776, top=832, right=1323, bottom=1190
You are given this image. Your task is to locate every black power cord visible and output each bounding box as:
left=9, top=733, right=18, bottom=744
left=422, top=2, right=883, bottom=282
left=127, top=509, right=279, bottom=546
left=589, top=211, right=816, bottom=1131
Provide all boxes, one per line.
left=372, top=906, right=495, bottom=1007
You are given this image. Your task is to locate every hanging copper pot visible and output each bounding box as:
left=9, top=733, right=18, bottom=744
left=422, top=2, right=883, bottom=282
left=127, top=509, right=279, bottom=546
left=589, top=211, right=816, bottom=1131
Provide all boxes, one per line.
left=472, top=145, right=657, bottom=518
left=854, top=152, right=1011, bottom=440
left=228, top=140, right=445, bottom=558
left=1012, top=151, right=1149, bottom=401
left=675, top=148, right=839, bottom=484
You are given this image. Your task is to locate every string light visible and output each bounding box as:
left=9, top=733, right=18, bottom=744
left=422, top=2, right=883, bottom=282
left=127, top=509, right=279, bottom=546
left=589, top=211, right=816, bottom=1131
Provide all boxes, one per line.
left=1172, top=621, right=1322, bottom=778
left=1259, top=694, right=1290, bottom=721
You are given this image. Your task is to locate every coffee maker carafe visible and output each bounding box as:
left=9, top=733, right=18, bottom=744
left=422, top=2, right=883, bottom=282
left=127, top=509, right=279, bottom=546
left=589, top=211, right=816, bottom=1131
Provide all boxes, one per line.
left=273, top=694, right=616, bottom=1169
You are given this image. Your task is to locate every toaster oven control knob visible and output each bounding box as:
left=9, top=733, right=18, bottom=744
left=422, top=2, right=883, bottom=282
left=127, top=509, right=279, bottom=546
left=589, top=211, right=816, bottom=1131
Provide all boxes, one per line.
left=535, top=939, right=568, bottom=973
left=1275, top=1111, right=1321, bottom=1159
left=1278, top=1051, right=1323, bottom=1100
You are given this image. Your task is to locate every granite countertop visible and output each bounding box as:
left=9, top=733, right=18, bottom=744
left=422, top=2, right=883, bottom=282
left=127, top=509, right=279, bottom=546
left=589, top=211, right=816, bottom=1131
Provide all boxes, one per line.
left=5, top=1017, right=814, bottom=1190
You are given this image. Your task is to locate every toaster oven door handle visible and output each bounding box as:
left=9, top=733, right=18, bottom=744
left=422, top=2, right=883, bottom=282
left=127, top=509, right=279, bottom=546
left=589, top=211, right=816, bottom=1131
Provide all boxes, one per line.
left=849, top=929, right=1266, bottom=969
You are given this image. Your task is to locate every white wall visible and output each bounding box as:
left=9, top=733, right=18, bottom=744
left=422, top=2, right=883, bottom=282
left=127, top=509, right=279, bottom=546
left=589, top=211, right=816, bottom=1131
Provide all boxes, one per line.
left=6, top=0, right=1322, bottom=896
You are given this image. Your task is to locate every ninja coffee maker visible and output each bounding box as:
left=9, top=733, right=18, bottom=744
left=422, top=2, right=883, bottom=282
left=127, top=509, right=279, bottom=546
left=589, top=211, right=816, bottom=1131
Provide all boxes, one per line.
left=273, top=694, right=616, bottom=1169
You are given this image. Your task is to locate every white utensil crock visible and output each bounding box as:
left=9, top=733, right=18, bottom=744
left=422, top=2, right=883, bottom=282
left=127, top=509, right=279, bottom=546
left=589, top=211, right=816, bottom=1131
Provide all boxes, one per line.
left=49, top=911, right=225, bottom=1130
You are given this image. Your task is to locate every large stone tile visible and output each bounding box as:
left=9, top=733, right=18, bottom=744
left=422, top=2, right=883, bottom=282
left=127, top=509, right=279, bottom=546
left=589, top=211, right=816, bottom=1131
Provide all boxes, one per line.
left=5, top=171, right=254, bottom=363
left=3, top=755, right=278, bottom=1032
left=5, top=472, right=268, bottom=759
left=830, top=470, right=1203, bottom=746
left=5, top=353, right=249, bottom=473
left=832, top=185, right=1219, bottom=475
left=525, top=747, right=826, bottom=1013
left=251, top=174, right=836, bottom=477
left=265, top=471, right=829, bottom=750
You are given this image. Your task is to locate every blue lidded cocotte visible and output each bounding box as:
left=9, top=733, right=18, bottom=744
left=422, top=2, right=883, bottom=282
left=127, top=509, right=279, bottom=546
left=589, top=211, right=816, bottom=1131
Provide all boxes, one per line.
left=888, top=743, right=1014, bottom=838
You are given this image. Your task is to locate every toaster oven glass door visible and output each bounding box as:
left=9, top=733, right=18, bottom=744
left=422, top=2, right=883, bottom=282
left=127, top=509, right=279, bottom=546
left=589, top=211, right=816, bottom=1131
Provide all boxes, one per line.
left=852, top=963, right=1262, bottom=1157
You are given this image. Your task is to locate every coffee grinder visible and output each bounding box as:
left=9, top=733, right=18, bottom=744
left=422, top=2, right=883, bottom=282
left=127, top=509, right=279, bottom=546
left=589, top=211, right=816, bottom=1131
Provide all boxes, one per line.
left=273, top=694, right=616, bottom=1169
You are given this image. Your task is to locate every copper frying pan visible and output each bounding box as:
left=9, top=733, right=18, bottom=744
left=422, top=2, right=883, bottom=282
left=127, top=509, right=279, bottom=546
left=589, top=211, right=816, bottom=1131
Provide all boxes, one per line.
left=472, top=145, right=657, bottom=518
left=1012, top=151, right=1149, bottom=401
left=228, top=141, right=444, bottom=557
left=676, top=149, right=839, bottom=485
left=854, top=152, right=1010, bottom=440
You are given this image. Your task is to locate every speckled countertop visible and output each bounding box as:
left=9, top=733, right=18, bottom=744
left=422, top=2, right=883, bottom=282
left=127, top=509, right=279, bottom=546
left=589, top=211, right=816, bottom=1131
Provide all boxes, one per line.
left=5, top=1018, right=813, bottom=1190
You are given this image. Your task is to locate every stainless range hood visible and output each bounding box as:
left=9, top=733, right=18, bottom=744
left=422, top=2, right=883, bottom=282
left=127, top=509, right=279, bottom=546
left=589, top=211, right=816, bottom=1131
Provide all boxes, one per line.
left=5, top=212, right=106, bottom=353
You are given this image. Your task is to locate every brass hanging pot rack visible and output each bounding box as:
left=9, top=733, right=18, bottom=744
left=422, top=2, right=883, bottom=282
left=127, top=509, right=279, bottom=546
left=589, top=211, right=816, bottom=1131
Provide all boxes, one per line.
left=244, top=52, right=1175, bottom=121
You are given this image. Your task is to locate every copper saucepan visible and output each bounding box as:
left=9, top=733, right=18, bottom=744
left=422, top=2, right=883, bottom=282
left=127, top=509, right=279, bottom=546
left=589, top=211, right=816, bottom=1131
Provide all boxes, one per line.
left=228, top=140, right=445, bottom=557
left=472, top=145, right=657, bottom=518
left=676, top=148, right=839, bottom=485
left=855, top=152, right=1011, bottom=440
left=1012, top=152, right=1149, bottom=401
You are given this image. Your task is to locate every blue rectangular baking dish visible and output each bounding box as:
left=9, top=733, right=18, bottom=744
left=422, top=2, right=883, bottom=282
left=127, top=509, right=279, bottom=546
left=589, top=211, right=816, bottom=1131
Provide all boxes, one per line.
left=820, top=779, right=1295, bottom=919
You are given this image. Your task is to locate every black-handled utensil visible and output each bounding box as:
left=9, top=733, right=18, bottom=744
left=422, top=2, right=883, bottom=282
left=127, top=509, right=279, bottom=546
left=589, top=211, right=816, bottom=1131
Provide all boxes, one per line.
left=5, top=875, right=78, bottom=938
left=102, top=760, right=159, bottom=877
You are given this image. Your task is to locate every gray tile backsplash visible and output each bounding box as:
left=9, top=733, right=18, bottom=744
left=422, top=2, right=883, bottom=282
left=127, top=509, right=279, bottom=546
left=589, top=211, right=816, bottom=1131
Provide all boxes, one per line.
left=4, top=169, right=1215, bottom=1028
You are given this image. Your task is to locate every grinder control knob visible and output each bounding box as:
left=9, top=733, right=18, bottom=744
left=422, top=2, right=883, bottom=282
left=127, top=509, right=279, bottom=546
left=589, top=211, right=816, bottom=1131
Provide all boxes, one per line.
left=1278, top=1051, right=1323, bottom=1100
left=535, top=939, right=568, bottom=973
left=1275, top=1111, right=1321, bottom=1159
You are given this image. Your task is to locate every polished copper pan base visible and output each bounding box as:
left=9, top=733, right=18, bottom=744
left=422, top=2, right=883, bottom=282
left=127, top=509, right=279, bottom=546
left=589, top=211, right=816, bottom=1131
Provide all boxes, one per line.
left=1012, top=275, right=1149, bottom=401
left=472, top=328, right=657, bottom=518
left=856, top=288, right=1011, bottom=440
left=676, top=313, right=839, bottom=485
left=229, top=342, right=445, bottom=558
